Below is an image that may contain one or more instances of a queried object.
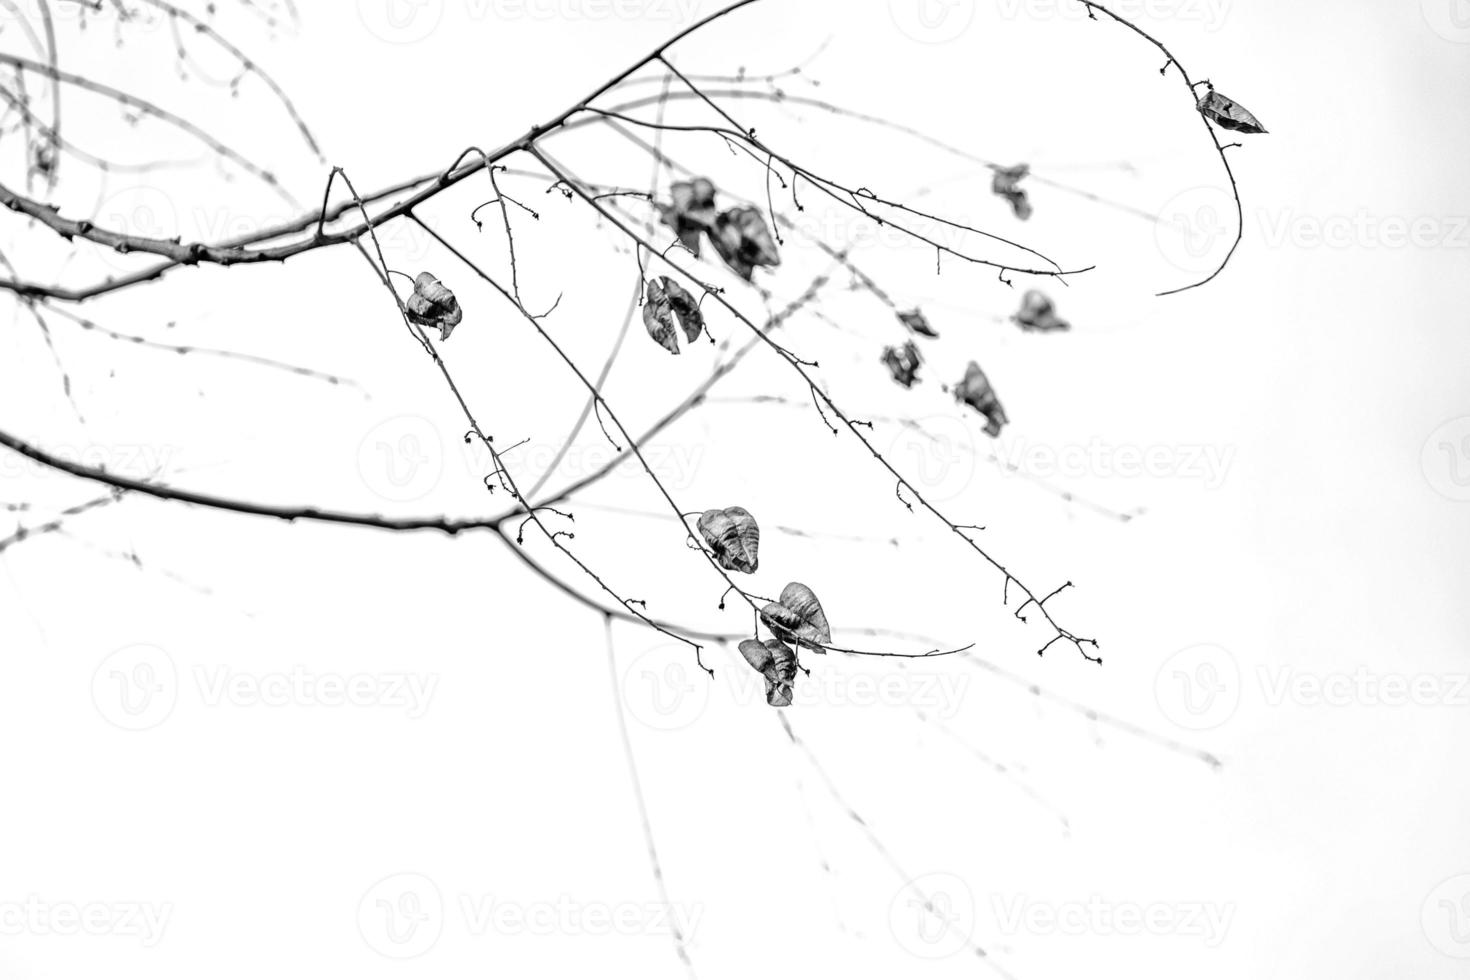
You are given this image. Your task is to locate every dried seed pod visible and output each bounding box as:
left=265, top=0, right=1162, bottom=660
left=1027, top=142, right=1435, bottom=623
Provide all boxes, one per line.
left=738, top=637, right=799, bottom=707
left=643, top=277, right=703, bottom=353
left=954, top=361, right=1009, bottom=438
left=1197, top=89, right=1267, bottom=134
left=759, top=582, right=832, bottom=653
left=642, top=278, right=680, bottom=355
left=697, top=506, right=760, bottom=574
left=405, top=272, right=464, bottom=342
left=1013, top=290, right=1070, bottom=333
left=662, top=277, right=705, bottom=343
left=881, top=341, right=923, bottom=388
left=658, top=177, right=719, bottom=256
left=991, top=162, right=1033, bottom=220
left=710, top=206, right=781, bottom=281
left=897, top=308, right=938, bottom=338
left=30, top=141, right=56, bottom=178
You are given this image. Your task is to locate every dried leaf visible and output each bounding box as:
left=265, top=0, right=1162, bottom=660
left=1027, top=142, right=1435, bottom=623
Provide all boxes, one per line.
left=991, top=163, right=1033, bottom=221
left=897, top=308, right=938, bottom=338
left=710, top=206, right=781, bottom=281
left=1197, top=89, right=1267, bottom=134
left=1013, top=290, right=1070, bottom=333
left=405, top=272, right=464, bottom=342
left=658, top=177, right=718, bottom=256
left=697, top=506, right=760, bottom=573
left=954, top=361, right=1008, bottom=438
left=759, top=582, right=832, bottom=653
left=881, top=341, right=922, bottom=388
left=738, top=637, right=799, bottom=707
left=642, top=278, right=681, bottom=355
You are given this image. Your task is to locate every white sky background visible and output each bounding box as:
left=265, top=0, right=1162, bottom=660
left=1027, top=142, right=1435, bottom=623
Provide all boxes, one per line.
left=0, top=0, right=1467, bottom=977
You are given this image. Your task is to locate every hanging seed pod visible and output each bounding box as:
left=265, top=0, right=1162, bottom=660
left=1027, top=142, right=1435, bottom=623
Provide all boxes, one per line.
left=759, top=582, right=832, bottom=653
left=658, top=177, right=719, bottom=256
left=30, top=141, right=56, bottom=178
left=643, top=277, right=703, bottom=353
left=1197, top=89, right=1267, bottom=134
left=991, top=163, right=1033, bottom=220
left=1013, top=290, right=1070, bottom=333
left=738, top=638, right=799, bottom=707
left=662, top=277, right=704, bottom=343
left=881, top=341, right=923, bottom=388
left=954, top=361, right=1009, bottom=438
left=406, top=272, right=464, bottom=342
left=710, top=207, right=781, bottom=282
left=897, top=308, right=938, bottom=338
left=697, top=506, right=760, bottom=573
left=642, top=278, right=680, bottom=355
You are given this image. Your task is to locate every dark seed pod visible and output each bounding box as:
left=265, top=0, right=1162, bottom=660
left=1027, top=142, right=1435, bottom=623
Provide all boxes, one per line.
left=954, top=361, right=1008, bottom=438
left=697, top=506, right=760, bottom=573
left=1013, top=290, right=1070, bottom=333
left=710, top=207, right=781, bottom=281
left=738, top=637, right=799, bottom=707
left=881, top=341, right=923, bottom=388
left=991, top=162, right=1033, bottom=220
left=1197, top=89, right=1267, bottom=134
left=405, top=272, right=464, bottom=342
left=759, top=582, right=832, bottom=653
